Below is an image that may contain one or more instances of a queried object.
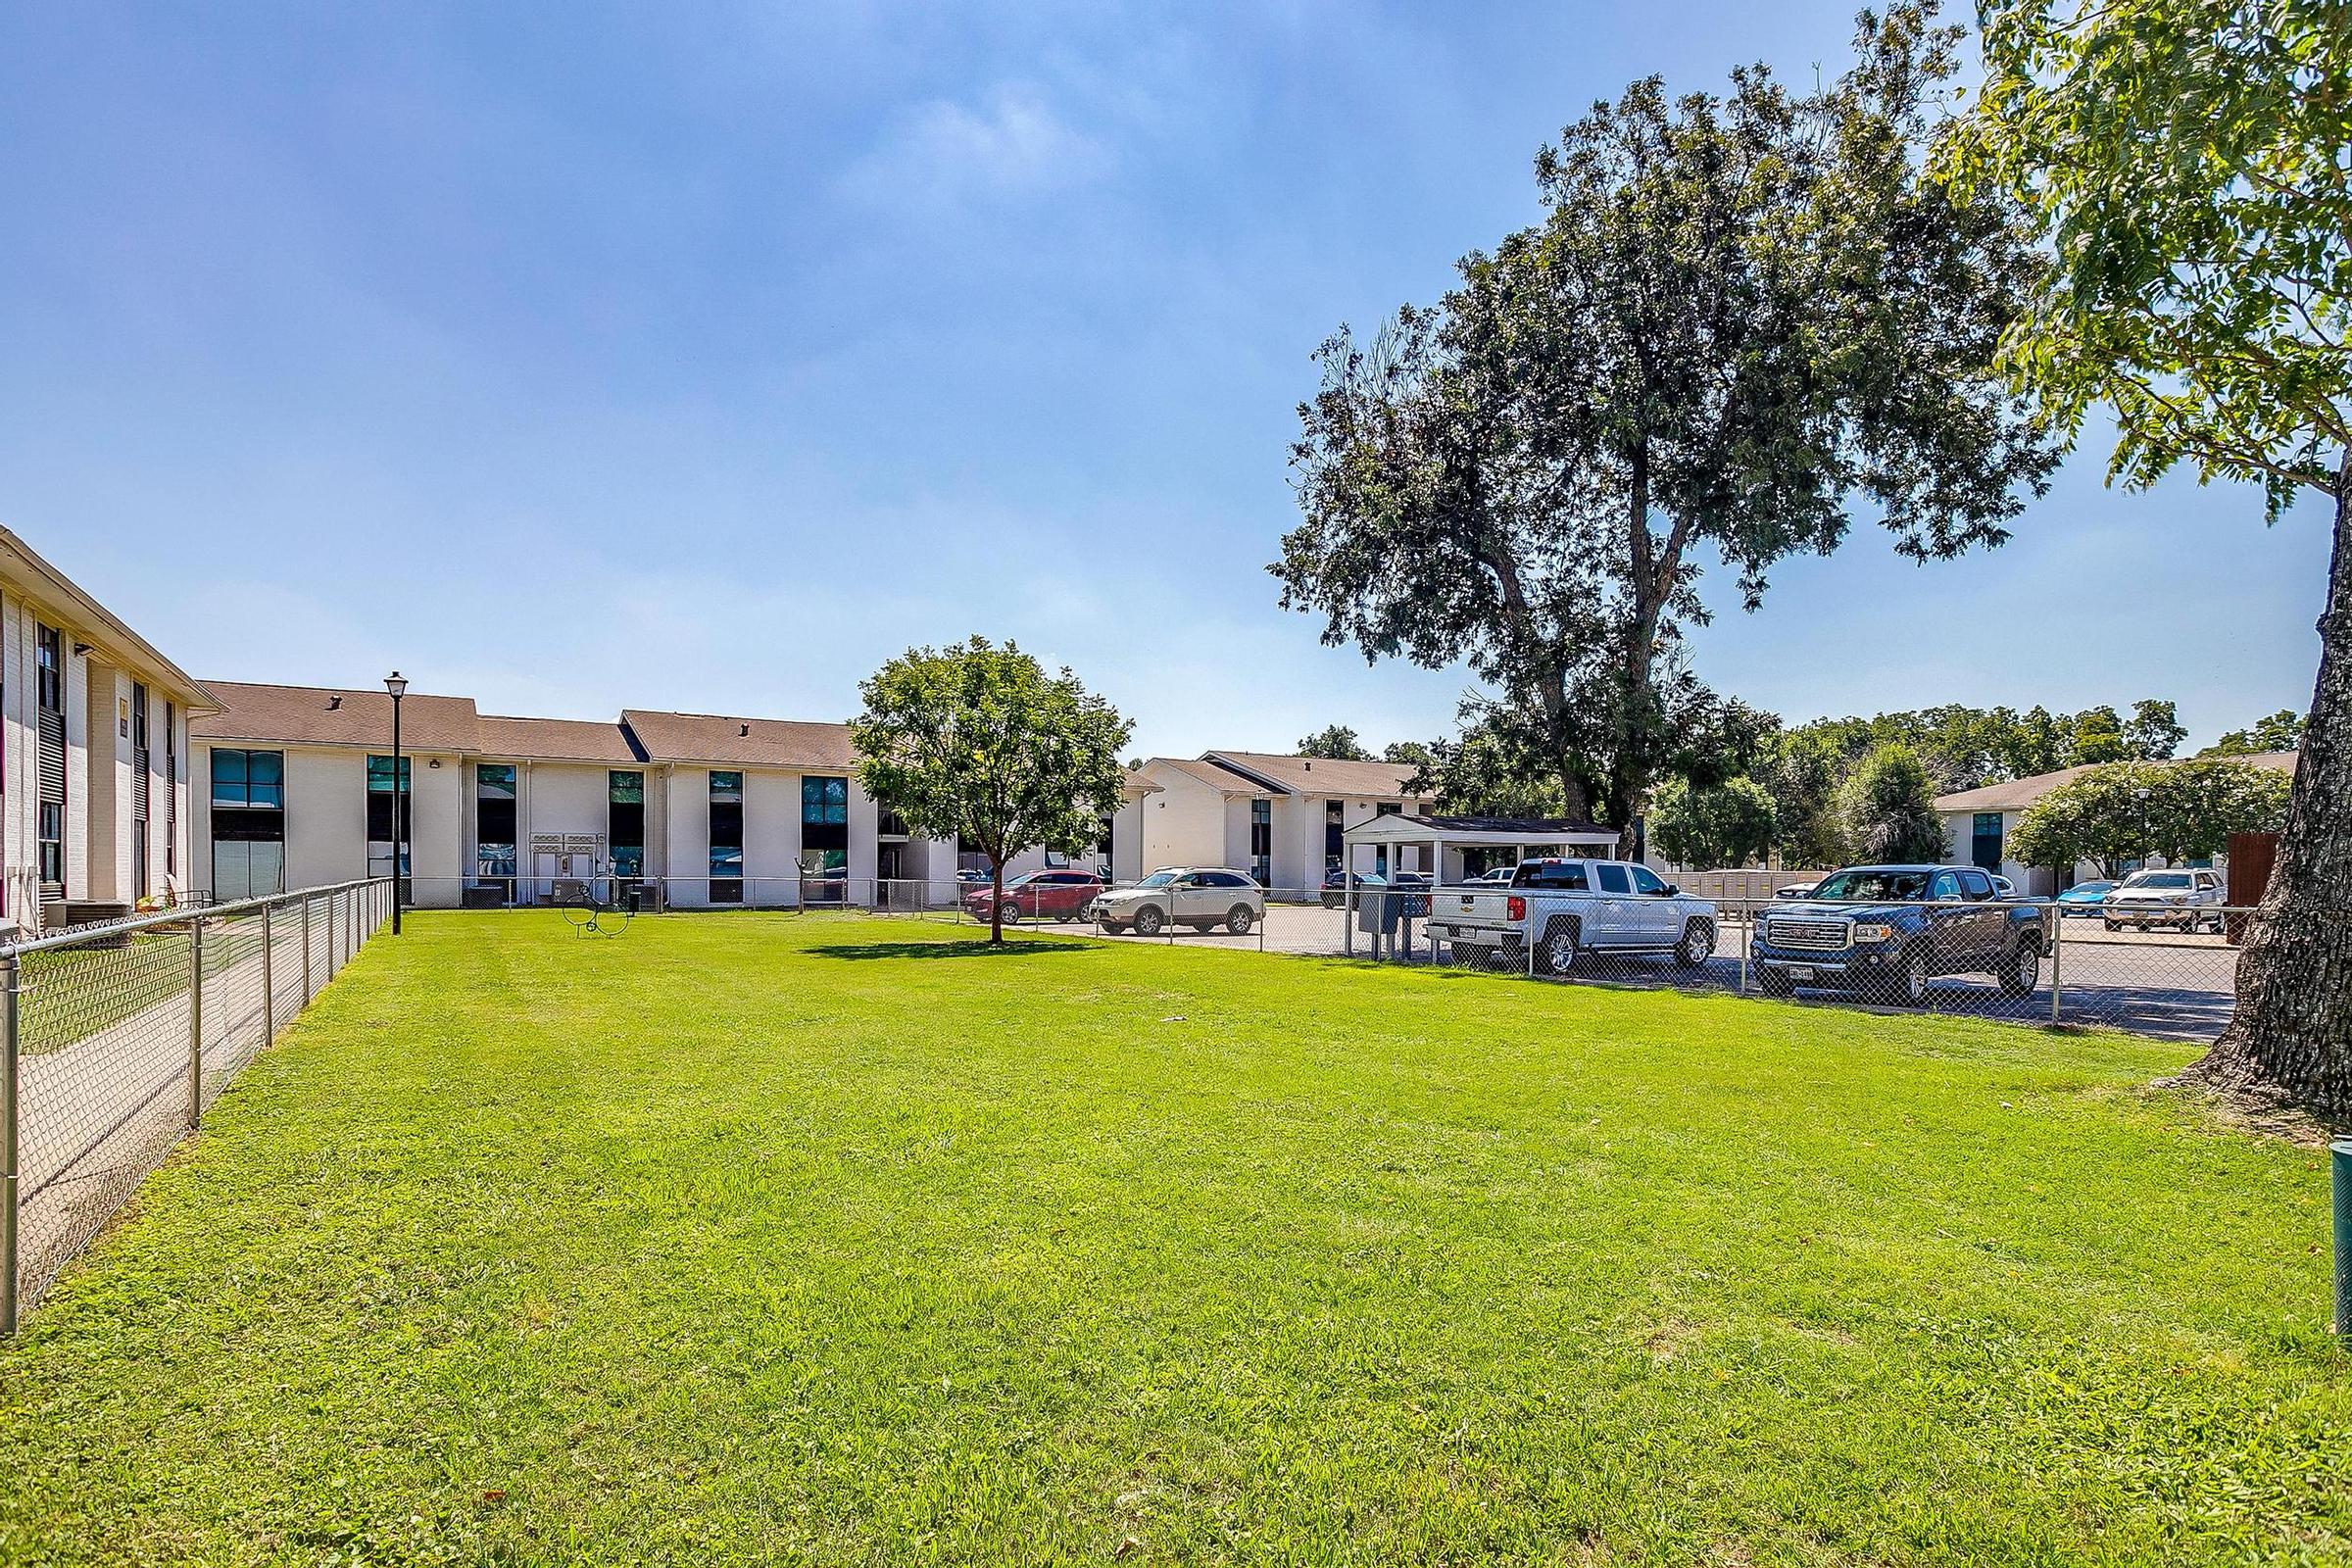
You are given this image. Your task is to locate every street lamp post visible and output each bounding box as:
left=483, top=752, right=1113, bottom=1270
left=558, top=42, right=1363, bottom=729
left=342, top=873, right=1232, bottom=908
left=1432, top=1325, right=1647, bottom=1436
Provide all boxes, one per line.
left=2134, top=785, right=2151, bottom=871
left=386, top=671, right=408, bottom=934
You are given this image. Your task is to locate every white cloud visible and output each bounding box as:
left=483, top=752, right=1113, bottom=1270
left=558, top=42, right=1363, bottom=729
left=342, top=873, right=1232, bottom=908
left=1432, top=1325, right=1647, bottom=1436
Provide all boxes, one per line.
left=842, top=83, right=1113, bottom=209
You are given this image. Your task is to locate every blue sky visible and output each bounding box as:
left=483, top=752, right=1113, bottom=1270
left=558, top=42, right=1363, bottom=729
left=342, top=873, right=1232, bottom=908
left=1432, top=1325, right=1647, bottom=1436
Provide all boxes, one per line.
left=1, top=1, right=2326, bottom=758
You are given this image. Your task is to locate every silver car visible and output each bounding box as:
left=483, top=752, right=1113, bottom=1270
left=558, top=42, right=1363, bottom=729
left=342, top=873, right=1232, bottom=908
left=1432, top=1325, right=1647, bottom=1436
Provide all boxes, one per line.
left=1093, top=867, right=1265, bottom=936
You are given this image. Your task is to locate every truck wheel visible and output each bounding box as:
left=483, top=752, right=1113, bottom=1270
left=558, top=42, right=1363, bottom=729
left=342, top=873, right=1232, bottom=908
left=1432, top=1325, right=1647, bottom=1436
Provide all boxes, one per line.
left=1674, top=918, right=1715, bottom=968
left=1133, top=905, right=1165, bottom=937
left=1226, top=905, right=1254, bottom=935
left=1895, top=948, right=1931, bottom=1006
left=1997, top=935, right=2041, bottom=997
left=1533, top=919, right=1580, bottom=976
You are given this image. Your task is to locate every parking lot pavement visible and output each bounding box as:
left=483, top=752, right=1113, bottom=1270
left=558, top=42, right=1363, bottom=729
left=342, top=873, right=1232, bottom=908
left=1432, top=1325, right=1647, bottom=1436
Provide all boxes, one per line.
left=1084, top=905, right=2241, bottom=1044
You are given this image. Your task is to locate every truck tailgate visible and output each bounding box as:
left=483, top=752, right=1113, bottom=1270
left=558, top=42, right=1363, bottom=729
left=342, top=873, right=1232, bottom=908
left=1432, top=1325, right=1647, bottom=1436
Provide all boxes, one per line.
left=1429, top=888, right=1518, bottom=937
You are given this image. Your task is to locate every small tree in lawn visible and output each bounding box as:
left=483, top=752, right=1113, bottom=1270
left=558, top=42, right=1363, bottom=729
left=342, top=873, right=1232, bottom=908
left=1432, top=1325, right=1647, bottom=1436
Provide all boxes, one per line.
left=1841, top=745, right=1950, bottom=863
left=852, top=638, right=1132, bottom=945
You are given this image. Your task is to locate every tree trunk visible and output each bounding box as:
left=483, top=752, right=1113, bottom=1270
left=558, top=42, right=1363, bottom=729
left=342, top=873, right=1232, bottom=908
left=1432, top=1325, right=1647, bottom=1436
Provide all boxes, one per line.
left=2184, top=467, right=2352, bottom=1120
left=989, top=858, right=1006, bottom=944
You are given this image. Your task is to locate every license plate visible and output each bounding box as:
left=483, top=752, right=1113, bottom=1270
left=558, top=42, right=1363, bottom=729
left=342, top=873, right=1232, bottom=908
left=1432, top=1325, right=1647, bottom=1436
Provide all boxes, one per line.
left=1788, top=965, right=1816, bottom=983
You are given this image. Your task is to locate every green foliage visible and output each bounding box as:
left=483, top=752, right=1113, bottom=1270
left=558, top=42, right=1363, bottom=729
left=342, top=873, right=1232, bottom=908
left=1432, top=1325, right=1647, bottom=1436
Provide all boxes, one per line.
left=1940, top=0, right=2350, bottom=514
left=2011, top=758, right=2294, bottom=873
left=2201, top=709, right=2307, bottom=757
left=1381, top=740, right=1436, bottom=770
left=1840, top=744, right=1952, bottom=861
left=1649, top=775, right=1780, bottom=867
left=2068, top=706, right=2130, bottom=765
left=2124, top=699, right=2187, bottom=761
left=1404, top=699, right=1577, bottom=819
left=1296, top=724, right=1372, bottom=760
left=852, top=637, right=1131, bottom=938
left=1275, top=4, right=2057, bottom=830
left=5, top=915, right=2343, bottom=1563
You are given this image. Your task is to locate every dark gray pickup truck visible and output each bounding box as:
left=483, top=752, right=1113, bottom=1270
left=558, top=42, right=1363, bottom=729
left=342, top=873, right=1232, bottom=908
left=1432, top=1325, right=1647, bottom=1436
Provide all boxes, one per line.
left=1749, top=863, right=2047, bottom=1004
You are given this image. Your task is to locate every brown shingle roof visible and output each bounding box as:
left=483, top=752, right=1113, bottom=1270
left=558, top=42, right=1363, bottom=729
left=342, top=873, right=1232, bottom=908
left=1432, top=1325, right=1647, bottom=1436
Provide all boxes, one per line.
left=1203, top=750, right=1423, bottom=800
left=477, top=715, right=642, bottom=764
left=1148, top=757, right=1276, bottom=796
left=620, top=709, right=856, bottom=770
left=191, top=680, right=482, bottom=753
left=1936, top=751, right=2300, bottom=813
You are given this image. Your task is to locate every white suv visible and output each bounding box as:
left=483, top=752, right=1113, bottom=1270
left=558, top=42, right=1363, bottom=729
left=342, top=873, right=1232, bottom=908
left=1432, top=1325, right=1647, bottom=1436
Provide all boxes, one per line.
left=1093, top=868, right=1265, bottom=936
left=2102, top=867, right=2226, bottom=932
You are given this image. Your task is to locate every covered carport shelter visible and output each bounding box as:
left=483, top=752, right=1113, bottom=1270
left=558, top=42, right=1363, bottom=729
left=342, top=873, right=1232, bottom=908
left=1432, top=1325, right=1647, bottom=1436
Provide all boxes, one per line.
left=1338, top=813, right=1619, bottom=956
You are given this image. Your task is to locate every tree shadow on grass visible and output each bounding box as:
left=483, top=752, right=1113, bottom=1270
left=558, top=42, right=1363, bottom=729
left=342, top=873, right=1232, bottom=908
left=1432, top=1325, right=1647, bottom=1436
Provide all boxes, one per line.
left=808, top=938, right=1101, bottom=961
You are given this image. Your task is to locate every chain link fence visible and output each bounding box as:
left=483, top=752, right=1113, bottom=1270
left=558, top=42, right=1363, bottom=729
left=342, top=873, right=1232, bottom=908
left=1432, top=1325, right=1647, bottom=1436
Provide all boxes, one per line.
left=3, top=878, right=392, bottom=1330
left=1239, top=886, right=2252, bottom=1043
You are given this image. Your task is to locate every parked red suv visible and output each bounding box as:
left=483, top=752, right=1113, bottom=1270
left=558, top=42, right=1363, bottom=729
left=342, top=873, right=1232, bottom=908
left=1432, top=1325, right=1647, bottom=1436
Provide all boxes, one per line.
left=963, top=869, right=1106, bottom=924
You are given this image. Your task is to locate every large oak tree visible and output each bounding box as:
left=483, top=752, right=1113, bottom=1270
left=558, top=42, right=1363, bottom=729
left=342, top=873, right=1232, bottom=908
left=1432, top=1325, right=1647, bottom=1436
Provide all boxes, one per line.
left=1942, top=0, right=2351, bottom=1116
left=1273, top=4, right=2058, bottom=852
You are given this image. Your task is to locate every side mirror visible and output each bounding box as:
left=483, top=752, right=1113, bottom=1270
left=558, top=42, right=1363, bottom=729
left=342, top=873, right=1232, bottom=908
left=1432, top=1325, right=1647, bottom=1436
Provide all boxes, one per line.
left=1663, top=884, right=1680, bottom=896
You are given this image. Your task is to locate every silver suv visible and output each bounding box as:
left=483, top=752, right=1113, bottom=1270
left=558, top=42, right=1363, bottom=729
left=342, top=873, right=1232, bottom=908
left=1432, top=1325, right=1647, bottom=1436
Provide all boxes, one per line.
left=2102, top=867, right=2226, bottom=932
left=1093, top=867, right=1265, bottom=936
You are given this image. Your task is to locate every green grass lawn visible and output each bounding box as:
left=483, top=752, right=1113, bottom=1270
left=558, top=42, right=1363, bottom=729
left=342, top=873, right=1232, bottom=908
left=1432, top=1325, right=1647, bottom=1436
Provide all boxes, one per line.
left=2, top=913, right=2344, bottom=1566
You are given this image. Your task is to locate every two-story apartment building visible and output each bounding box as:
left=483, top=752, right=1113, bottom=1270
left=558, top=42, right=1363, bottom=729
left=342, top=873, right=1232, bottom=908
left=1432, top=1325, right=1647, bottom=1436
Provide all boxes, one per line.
left=1134, top=751, right=1429, bottom=893
left=191, top=683, right=1157, bottom=906
left=0, top=527, right=210, bottom=932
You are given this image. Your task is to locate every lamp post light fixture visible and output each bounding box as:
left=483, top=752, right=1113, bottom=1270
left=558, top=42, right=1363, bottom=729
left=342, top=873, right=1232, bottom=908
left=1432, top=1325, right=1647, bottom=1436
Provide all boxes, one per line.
left=386, top=671, right=408, bottom=934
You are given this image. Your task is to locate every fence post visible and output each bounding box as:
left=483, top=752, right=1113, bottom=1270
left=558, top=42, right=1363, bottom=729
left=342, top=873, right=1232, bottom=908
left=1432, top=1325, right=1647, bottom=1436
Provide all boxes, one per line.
left=1, top=949, right=20, bottom=1338
left=261, top=898, right=275, bottom=1045
left=301, top=892, right=314, bottom=1004
left=2334, top=1140, right=2351, bottom=1344
left=2048, top=902, right=2064, bottom=1026
left=1740, top=900, right=1751, bottom=994
left=187, top=912, right=205, bottom=1129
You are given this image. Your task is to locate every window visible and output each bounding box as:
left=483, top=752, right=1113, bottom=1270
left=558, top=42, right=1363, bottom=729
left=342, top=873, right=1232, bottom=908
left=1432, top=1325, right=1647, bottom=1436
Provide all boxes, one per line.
left=1593, top=863, right=1632, bottom=895
left=1515, top=861, right=1589, bottom=891
left=1210, top=870, right=1251, bottom=889
left=802, top=775, right=848, bottom=824
left=1324, top=800, right=1346, bottom=864
left=165, top=701, right=178, bottom=875
left=35, top=624, right=62, bottom=713
left=1249, top=799, right=1272, bottom=887
left=211, top=749, right=284, bottom=808
left=1930, top=870, right=1963, bottom=901
left=1630, top=864, right=1668, bottom=895
left=710, top=771, right=744, bottom=903
left=802, top=775, right=849, bottom=870
left=211, top=749, right=286, bottom=899
left=1958, top=868, right=1994, bottom=900
left=610, top=770, right=646, bottom=878
left=1971, top=810, right=2004, bottom=874
left=366, top=755, right=414, bottom=874
left=37, top=804, right=62, bottom=888
left=476, top=764, right=517, bottom=878
left=34, top=623, right=65, bottom=897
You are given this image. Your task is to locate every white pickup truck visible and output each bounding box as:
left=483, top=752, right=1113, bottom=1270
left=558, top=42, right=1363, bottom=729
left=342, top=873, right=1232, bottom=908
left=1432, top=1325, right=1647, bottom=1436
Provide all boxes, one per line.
left=1425, top=858, right=1719, bottom=973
